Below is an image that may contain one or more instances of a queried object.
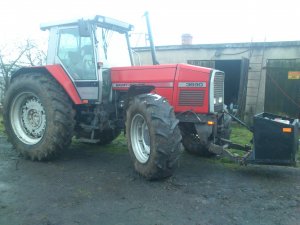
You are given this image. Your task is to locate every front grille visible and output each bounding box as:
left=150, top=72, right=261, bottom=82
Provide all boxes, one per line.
left=179, top=90, right=205, bottom=106
left=214, top=72, right=224, bottom=112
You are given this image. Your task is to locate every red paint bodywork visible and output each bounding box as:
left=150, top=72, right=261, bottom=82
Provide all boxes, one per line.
left=15, top=63, right=213, bottom=113
left=45, top=65, right=83, bottom=104
left=12, top=65, right=83, bottom=105
left=111, top=64, right=212, bottom=113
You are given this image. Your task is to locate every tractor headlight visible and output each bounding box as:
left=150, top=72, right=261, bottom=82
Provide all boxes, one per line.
left=214, top=98, right=217, bottom=104
left=218, top=97, right=223, bottom=103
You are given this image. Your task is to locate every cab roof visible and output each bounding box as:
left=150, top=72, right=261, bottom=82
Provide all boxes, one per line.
left=40, top=15, right=133, bottom=34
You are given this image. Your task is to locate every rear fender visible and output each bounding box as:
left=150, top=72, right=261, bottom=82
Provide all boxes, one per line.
left=11, top=65, right=83, bottom=104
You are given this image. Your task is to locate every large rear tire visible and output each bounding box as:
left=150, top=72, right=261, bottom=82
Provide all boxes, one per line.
left=126, top=94, right=182, bottom=180
left=3, top=73, right=75, bottom=160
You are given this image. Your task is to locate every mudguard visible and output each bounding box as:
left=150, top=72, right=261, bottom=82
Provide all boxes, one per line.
left=11, top=65, right=83, bottom=104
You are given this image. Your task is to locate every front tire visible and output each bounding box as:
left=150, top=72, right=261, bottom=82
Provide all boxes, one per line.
left=3, top=73, right=75, bottom=160
left=126, top=94, right=182, bottom=180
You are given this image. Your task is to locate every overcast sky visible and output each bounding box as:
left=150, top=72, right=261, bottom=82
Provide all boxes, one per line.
left=1, top=0, right=299, bottom=46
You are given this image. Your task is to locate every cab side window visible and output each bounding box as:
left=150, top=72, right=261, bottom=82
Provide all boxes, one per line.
left=57, top=28, right=96, bottom=80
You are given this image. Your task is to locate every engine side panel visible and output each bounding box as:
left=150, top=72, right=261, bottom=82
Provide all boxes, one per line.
left=111, top=64, right=177, bottom=104
left=173, top=64, right=211, bottom=113
left=111, top=64, right=212, bottom=113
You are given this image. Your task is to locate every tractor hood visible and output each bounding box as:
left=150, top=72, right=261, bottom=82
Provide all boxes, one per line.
left=111, top=64, right=223, bottom=114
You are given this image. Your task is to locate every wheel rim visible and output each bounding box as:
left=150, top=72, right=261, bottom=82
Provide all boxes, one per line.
left=130, top=114, right=151, bottom=163
left=10, top=92, right=46, bottom=145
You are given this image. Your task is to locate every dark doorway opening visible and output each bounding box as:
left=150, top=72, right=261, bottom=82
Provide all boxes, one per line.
left=215, top=60, right=241, bottom=107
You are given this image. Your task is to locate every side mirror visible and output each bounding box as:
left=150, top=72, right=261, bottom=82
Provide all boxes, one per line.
left=78, top=19, right=90, bottom=37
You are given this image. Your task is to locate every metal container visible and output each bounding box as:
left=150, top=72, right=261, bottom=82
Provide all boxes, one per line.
left=252, top=112, right=299, bottom=166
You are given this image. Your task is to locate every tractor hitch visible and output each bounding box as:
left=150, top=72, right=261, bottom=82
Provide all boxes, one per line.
left=208, top=138, right=252, bottom=165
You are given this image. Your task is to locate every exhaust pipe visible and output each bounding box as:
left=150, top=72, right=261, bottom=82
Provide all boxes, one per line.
left=144, top=11, right=159, bottom=65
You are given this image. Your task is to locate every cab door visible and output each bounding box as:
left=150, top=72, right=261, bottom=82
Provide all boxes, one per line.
left=56, top=27, right=100, bottom=101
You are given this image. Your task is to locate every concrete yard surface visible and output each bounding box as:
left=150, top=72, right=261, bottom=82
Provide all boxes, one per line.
left=0, top=135, right=299, bottom=225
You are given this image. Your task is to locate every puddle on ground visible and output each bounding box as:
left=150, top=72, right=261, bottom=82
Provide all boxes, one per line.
left=0, top=182, right=10, bottom=192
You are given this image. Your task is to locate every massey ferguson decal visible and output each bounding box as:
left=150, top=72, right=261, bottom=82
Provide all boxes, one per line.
left=112, top=83, right=133, bottom=88
left=178, top=82, right=206, bottom=88
left=112, top=82, right=174, bottom=89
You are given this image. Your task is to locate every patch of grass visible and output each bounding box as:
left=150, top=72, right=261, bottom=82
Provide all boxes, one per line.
left=230, top=123, right=253, bottom=146
left=223, top=123, right=253, bottom=159
left=0, top=114, right=4, bottom=134
left=104, top=134, right=128, bottom=153
left=297, top=135, right=300, bottom=163
left=71, top=133, right=128, bottom=154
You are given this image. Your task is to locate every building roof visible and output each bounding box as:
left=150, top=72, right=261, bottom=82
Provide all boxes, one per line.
left=133, top=41, right=300, bottom=52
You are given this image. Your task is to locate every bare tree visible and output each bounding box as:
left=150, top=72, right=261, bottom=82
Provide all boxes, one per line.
left=0, top=39, right=46, bottom=100
left=23, top=39, right=47, bottom=67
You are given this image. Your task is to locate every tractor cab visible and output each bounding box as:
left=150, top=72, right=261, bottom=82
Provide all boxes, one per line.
left=40, top=15, right=134, bottom=102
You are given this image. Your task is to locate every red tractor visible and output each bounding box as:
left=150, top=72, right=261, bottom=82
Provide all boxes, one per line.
left=3, top=15, right=231, bottom=179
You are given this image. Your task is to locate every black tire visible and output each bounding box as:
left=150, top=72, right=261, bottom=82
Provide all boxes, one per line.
left=96, top=128, right=121, bottom=145
left=181, top=113, right=232, bottom=156
left=3, top=73, right=75, bottom=160
left=181, top=131, right=214, bottom=157
left=126, top=93, right=182, bottom=180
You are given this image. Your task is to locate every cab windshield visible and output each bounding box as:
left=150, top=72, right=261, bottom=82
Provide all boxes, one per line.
left=96, top=27, right=131, bottom=68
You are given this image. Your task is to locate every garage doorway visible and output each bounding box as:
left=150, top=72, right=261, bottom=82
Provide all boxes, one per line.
left=187, top=59, right=249, bottom=117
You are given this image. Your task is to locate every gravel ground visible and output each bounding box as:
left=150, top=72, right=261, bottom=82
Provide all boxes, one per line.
left=0, top=134, right=300, bottom=225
